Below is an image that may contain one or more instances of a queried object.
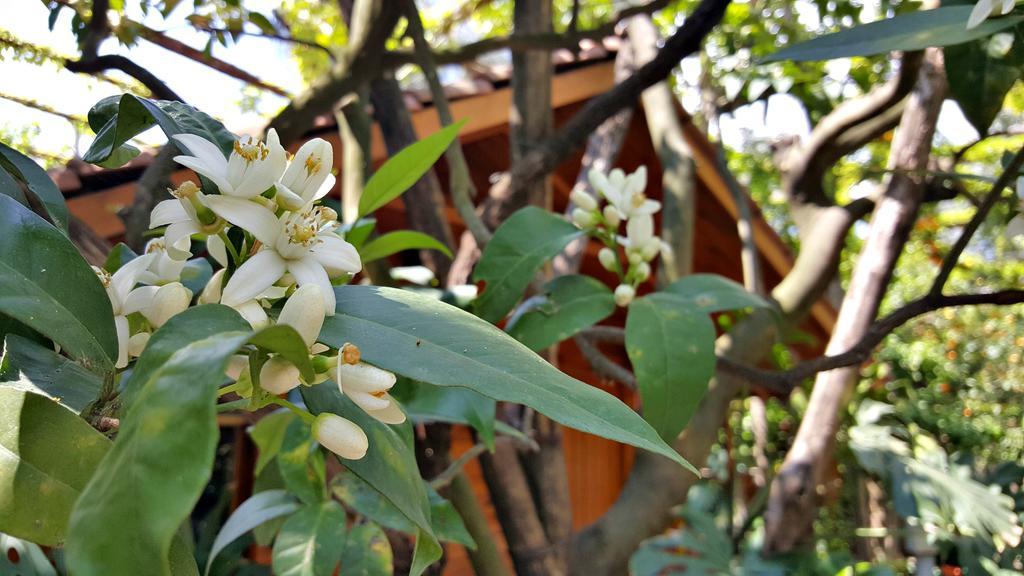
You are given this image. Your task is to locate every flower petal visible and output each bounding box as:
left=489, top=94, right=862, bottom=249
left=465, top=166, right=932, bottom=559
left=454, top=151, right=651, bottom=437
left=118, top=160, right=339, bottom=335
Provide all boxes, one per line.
left=122, top=285, right=159, bottom=315
left=348, top=389, right=392, bottom=412
left=968, top=0, right=995, bottom=29
left=259, top=357, right=301, bottom=394
left=311, top=173, right=335, bottom=203
left=337, top=362, right=396, bottom=394
left=206, top=233, right=229, bottom=268
left=222, top=250, right=287, bottom=307
left=204, top=196, right=281, bottom=246
left=288, top=255, right=336, bottom=314
left=311, top=234, right=361, bottom=277
left=234, top=300, right=270, bottom=329
left=172, top=134, right=228, bottom=174
left=114, top=314, right=130, bottom=369
left=173, top=155, right=234, bottom=196
left=275, top=183, right=306, bottom=211
left=278, top=284, right=325, bottom=348
left=165, top=221, right=200, bottom=261
left=313, top=413, right=368, bottom=460
left=368, top=398, right=407, bottom=425
left=111, top=252, right=157, bottom=305
left=150, top=199, right=190, bottom=228
left=199, top=269, right=225, bottom=305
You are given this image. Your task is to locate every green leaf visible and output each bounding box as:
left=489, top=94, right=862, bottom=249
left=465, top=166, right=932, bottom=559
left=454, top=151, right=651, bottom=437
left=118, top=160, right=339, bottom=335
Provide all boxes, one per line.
left=626, top=294, right=717, bottom=441
left=250, top=410, right=296, bottom=475
left=762, top=6, right=1024, bottom=62
left=357, top=120, right=466, bottom=218
left=248, top=11, right=277, bottom=35
left=0, top=142, right=69, bottom=232
left=104, top=242, right=138, bottom=273
left=506, top=274, right=615, bottom=351
left=341, top=217, right=376, bottom=251
left=320, top=285, right=693, bottom=471
left=0, top=334, right=103, bottom=414
left=277, top=417, right=327, bottom=505
left=66, top=331, right=252, bottom=575
left=945, top=33, right=1024, bottom=135
left=249, top=324, right=316, bottom=382
left=391, top=379, right=496, bottom=450
left=272, top=500, right=347, bottom=576
left=301, top=385, right=442, bottom=575
left=205, top=490, right=301, bottom=575
left=0, top=388, right=110, bottom=546
left=179, top=257, right=214, bottom=296
left=473, top=206, right=584, bottom=323
left=0, top=195, right=117, bottom=372
left=662, top=274, right=776, bottom=314
left=360, top=231, right=453, bottom=264
left=340, top=523, right=393, bottom=575
left=83, top=94, right=236, bottom=166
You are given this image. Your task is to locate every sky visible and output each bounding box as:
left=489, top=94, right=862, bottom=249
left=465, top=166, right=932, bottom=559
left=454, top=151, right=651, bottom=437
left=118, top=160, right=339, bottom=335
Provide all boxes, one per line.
left=0, top=0, right=982, bottom=167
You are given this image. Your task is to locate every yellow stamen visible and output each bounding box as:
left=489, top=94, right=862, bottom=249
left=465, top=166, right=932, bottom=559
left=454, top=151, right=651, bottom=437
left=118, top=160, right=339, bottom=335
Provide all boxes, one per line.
left=341, top=343, right=360, bottom=365
left=304, top=154, right=322, bottom=175
left=170, top=181, right=200, bottom=199
left=233, top=137, right=269, bottom=163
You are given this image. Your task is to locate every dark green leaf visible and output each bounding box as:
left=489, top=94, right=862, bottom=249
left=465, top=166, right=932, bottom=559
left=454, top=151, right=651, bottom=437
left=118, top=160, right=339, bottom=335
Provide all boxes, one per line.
left=357, top=120, right=466, bottom=218
left=277, top=417, right=326, bottom=505
left=360, top=231, right=453, bottom=264
left=945, top=33, right=1024, bottom=134
left=762, top=6, right=1024, bottom=63
left=663, top=274, right=775, bottom=314
left=248, top=324, right=316, bottom=382
left=301, top=385, right=442, bottom=575
left=340, top=217, right=376, bottom=251
left=473, top=206, right=584, bottom=323
left=507, top=274, right=615, bottom=351
left=250, top=410, right=296, bottom=475
left=321, top=286, right=693, bottom=471
left=179, top=257, right=214, bottom=296
left=340, top=523, right=393, bottom=575
left=0, top=142, right=69, bottom=232
left=83, top=94, right=236, bottom=166
left=391, top=379, right=496, bottom=450
left=206, top=490, right=301, bottom=575
left=66, top=332, right=251, bottom=575
left=272, top=500, right=347, bottom=576
left=0, top=195, right=117, bottom=372
left=0, top=334, right=103, bottom=414
left=248, top=12, right=278, bottom=35
left=0, top=388, right=110, bottom=546
left=104, top=242, right=138, bottom=273
left=626, top=294, right=717, bottom=441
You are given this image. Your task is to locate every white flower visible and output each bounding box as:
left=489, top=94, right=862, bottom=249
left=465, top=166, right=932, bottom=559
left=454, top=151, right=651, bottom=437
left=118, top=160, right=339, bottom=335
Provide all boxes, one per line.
left=137, top=238, right=186, bottom=285
left=142, top=282, right=192, bottom=328
left=571, top=208, right=596, bottom=228
left=614, top=284, right=635, bottom=307
left=199, top=269, right=270, bottom=329
left=93, top=253, right=156, bottom=368
left=569, top=188, right=598, bottom=211
left=204, top=197, right=360, bottom=314
left=589, top=167, right=659, bottom=219
left=149, top=181, right=223, bottom=261
left=172, top=131, right=286, bottom=200
left=276, top=138, right=336, bottom=210
left=258, top=284, right=328, bottom=395
left=618, top=214, right=661, bottom=262
left=336, top=354, right=406, bottom=425
left=313, top=413, right=369, bottom=460
left=968, top=0, right=1016, bottom=29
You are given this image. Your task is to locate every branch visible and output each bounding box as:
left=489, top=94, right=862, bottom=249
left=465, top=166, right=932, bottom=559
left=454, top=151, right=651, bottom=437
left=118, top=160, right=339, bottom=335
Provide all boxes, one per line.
left=192, top=25, right=336, bottom=61
left=930, top=145, right=1024, bottom=295
left=380, top=0, right=674, bottom=68
left=573, top=334, right=636, bottom=388
left=65, top=54, right=183, bottom=101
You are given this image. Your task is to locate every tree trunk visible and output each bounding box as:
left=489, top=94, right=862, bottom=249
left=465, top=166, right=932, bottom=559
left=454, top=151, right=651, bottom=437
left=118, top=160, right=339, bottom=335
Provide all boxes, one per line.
left=762, top=47, right=946, bottom=554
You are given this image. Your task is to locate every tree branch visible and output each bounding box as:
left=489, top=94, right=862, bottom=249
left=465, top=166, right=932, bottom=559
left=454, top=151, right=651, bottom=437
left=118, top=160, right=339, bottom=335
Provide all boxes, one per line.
left=65, top=54, right=183, bottom=101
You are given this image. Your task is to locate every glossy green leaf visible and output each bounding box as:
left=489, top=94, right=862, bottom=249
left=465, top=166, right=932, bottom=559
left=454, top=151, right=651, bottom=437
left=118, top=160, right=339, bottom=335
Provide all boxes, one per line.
left=0, top=142, right=69, bottom=232
left=320, top=286, right=693, bottom=471
left=762, top=6, right=1024, bottom=62
left=179, top=257, right=214, bottom=296
left=250, top=410, right=296, bottom=475
left=205, top=490, right=301, bottom=575
left=277, top=417, right=327, bottom=505
left=272, top=500, right=347, bottom=576
left=248, top=324, right=316, bottom=382
left=473, top=206, right=584, bottom=323
left=391, top=379, right=496, bottom=450
left=663, top=274, right=775, bottom=314
left=357, top=120, right=466, bottom=218
left=945, top=34, right=1024, bottom=135
left=340, top=523, right=393, bottom=575
left=341, top=217, right=376, bottom=251
left=507, top=274, right=615, bottom=351
left=66, top=331, right=252, bottom=575
left=0, top=388, right=110, bottom=546
left=103, top=242, right=138, bottom=273
left=0, top=195, right=117, bottom=373
left=626, top=294, right=717, bottom=441
left=301, top=385, right=442, bottom=575
left=83, top=94, right=236, bottom=166
left=360, top=231, right=453, bottom=264
left=0, top=334, right=102, bottom=414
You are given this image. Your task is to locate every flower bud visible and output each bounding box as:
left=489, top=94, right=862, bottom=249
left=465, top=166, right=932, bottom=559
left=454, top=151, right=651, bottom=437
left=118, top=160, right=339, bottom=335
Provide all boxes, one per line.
left=277, top=284, right=325, bottom=349
left=614, top=284, right=635, bottom=307
left=571, top=208, right=595, bottom=229
left=143, top=282, right=192, bottom=328
left=628, top=251, right=643, bottom=266
left=598, top=247, right=618, bottom=272
left=635, top=262, right=651, bottom=282
left=200, top=269, right=225, bottom=305
left=313, top=413, right=368, bottom=460
left=641, top=237, right=662, bottom=261
left=127, top=332, right=150, bottom=357
left=569, top=188, right=598, bottom=212
left=602, top=205, right=621, bottom=229
left=259, top=357, right=300, bottom=395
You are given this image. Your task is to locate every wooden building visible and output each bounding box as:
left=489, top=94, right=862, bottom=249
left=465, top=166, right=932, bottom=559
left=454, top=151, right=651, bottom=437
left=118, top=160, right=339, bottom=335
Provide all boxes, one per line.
left=54, top=38, right=835, bottom=574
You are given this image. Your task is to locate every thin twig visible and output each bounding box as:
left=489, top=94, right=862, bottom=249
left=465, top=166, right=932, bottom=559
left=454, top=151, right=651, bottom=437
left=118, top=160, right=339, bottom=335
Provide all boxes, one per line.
left=430, top=442, right=490, bottom=490
left=574, top=334, right=636, bottom=388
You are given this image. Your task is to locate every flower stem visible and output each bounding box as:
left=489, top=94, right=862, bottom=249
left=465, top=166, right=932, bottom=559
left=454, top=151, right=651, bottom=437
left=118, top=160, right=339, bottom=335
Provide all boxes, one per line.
left=217, top=381, right=246, bottom=397
left=218, top=231, right=241, bottom=267
left=270, top=396, right=316, bottom=424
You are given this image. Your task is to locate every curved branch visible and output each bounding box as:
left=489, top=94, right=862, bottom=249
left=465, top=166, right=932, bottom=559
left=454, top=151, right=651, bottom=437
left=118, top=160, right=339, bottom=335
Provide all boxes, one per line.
left=66, top=54, right=183, bottom=101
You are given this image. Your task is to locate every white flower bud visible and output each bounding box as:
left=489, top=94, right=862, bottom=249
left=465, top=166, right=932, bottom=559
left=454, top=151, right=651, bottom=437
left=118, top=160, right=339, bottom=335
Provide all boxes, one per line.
left=225, top=354, right=249, bottom=380
left=336, top=362, right=405, bottom=424
left=313, top=413, right=368, bottom=460
left=199, top=269, right=224, bottom=305
left=598, top=247, right=618, bottom=272
left=569, top=188, right=598, bottom=212
left=127, top=332, right=150, bottom=357
left=277, top=284, right=325, bottom=349
left=628, top=251, right=643, bottom=266
left=641, top=237, right=662, bottom=262
left=143, top=282, right=192, bottom=328
left=602, top=205, right=621, bottom=229
left=614, top=284, right=635, bottom=307
left=635, top=262, right=651, bottom=282
left=571, top=207, right=595, bottom=229
left=259, top=357, right=301, bottom=395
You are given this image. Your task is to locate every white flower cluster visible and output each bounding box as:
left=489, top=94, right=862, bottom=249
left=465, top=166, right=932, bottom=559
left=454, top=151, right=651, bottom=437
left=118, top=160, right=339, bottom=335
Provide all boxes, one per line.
left=95, top=130, right=406, bottom=461
left=570, top=167, right=664, bottom=307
